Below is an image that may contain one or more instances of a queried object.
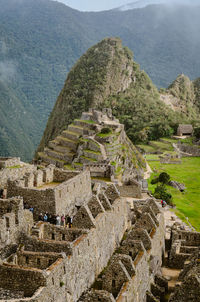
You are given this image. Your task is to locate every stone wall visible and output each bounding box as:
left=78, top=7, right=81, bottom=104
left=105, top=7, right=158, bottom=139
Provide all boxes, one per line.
left=117, top=180, right=142, bottom=199
left=7, top=170, right=92, bottom=218
left=177, top=142, right=200, bottom=156
left=168, top=228, right=200, bottom=269
left=0, top=197, right=33, bottom=247
left=0, top=163, right=36, bottom=188
left=7, top=181, right=56, bottom=218
left=6, top=186, right=127, bottom=302
left=54, top=170, right=92, bottom=215
left=6, top=250, right=61, bottom=270
left=0, top=264, right=46, bottom=297
left=0, top=157, right=21, bottom=169
left=79, top=199, right=165, bottom=302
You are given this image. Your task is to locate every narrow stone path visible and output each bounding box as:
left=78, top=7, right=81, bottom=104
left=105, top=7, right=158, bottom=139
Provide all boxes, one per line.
left=144, top=161, right=152, bottom=179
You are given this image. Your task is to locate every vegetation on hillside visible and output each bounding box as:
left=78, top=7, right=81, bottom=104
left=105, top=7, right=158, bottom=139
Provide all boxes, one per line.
left=1, top=0, right=200, bottom=159
left=37, top=38, right=191, bottom=154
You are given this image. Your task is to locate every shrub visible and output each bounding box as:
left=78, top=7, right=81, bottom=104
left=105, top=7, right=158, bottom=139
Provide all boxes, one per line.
left=151, top=177, right=159, bottom=184
left=153, top=184, right=172, bottom=203
left=60, top=281, right=64, bottom=287
left=158, top=172, right=170, bottom=184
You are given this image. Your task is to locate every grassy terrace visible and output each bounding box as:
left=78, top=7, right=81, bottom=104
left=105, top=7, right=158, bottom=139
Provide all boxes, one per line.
left=149, top=141, right=174, bottom=152
left=137, top=144, right=157, bottom=153
left=145, top=154, right=160, bottom=161
left=148, top=157, right=200, bottom=231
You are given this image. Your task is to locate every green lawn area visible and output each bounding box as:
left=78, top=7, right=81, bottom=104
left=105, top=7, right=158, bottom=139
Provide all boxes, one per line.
left=137, top=138, right=174, bottom=154
left=149, top=141, right=174, bottom=152
left=145, top=154, right=160, bottom=161
left=137, top=144, right=156, bottom=153
left=160, top=137, right=178, bottom=144
left=148, top=157, right=200, bottom=231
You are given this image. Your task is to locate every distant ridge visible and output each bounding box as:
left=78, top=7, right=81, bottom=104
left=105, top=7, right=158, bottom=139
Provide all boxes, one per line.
left=115, top=0, right=200, bottom=11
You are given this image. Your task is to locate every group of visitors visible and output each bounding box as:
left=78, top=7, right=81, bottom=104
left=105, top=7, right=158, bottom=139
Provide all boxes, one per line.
left=24, top=203, right=34, bottom=213
left=38, top=212, right=73, bottom=228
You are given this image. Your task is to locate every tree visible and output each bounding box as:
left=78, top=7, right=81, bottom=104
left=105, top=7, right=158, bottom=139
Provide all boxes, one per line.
left=153, top=184, right=172, bottom=204
left=158, top=172, right=170, bottom=184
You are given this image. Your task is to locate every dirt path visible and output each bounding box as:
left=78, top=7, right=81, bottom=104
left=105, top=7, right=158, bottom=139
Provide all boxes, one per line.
left=144, top=162, right=152, bottom=179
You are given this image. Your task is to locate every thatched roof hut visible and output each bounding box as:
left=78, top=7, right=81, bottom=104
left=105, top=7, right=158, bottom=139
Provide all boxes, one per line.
left=177, top=124, right=193, bottom=136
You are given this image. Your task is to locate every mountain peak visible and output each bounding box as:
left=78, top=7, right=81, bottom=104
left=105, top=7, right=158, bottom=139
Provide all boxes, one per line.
left=37, top=37, right=135, bottom=151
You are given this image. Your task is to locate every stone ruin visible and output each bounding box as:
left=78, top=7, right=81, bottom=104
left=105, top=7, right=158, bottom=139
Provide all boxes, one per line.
left=167, top=223, right=200, bottom=270
left=168, top=237, right=200, bottom=302
left=0, top=111, right=200, bottom=301
left=159, top=153, right=181, bottom=165
left=37, top=108, right=145, bottom=189
left=7, top=165, right=92, bottom=218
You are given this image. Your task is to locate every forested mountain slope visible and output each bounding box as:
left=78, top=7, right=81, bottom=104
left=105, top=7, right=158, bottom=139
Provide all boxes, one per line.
left=37, top=38, right=196, bottom=155
left=1, top=0, right=200, bottom=159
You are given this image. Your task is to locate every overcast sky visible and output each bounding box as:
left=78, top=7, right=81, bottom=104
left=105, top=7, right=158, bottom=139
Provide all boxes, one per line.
left=52, top=0, right=200, bottom=11
left=53, top=0, right=131, bottom=11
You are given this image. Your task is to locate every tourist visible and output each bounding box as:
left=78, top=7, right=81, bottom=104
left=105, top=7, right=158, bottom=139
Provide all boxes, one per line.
left=48, top=214, right=52, bottom=223
left=61, top=214, right=65, bottom=226
left=39, top=213, right=43, bottom=221
left=52, top=214, right=56, bottom=225
left=43, top=213, right=48, bottom=222
left=69, top=217, right=73, bottom=228
left=56, top=215, right=61, bottom=226
left=29, top=206, right=34, bottom=213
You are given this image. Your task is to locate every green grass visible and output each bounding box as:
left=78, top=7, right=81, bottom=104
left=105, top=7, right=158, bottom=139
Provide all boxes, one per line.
left=75, top=119, right=95, bottom=124
left=148, top=157, right=200, bottom=231
left=8, top=165, right=22, bottom=169
left=84, top=149, right=101, bottom=155
left=74, top=162, right=83, bottom=166
left=91, top=177, right=111, bottom=182
left=79, top=138, right=89, bottom=143
left=97, top=131, right=113, bottom=138
left=137, top=144, right=156, bottom=153
left=64, top=164, right=75, bottom=171
left=149, top=141, right=173, bottom=152
left=80, top=156, right=97, bottom=162
left=160, top=137, right=178, bottom=144
left=181, top=137, right=194, bottom=145
left=145, top=154, right=160, bottom=161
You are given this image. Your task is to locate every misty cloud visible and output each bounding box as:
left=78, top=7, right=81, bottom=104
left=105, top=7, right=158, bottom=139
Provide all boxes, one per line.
left=118, top=0, right=200, bottom=11
left=0, top=60, right=17, bottom=83
left=0, top=41, right=7, bottom=55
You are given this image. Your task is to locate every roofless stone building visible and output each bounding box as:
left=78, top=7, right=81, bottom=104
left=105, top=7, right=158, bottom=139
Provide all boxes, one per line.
left=0, top=110, right=200, bottom=301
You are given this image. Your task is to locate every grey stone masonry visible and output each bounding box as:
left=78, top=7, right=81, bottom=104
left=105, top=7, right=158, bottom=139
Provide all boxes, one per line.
left=7, top=167, right=92, bottom=218
left=81, top=198, right=165, bottom=302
